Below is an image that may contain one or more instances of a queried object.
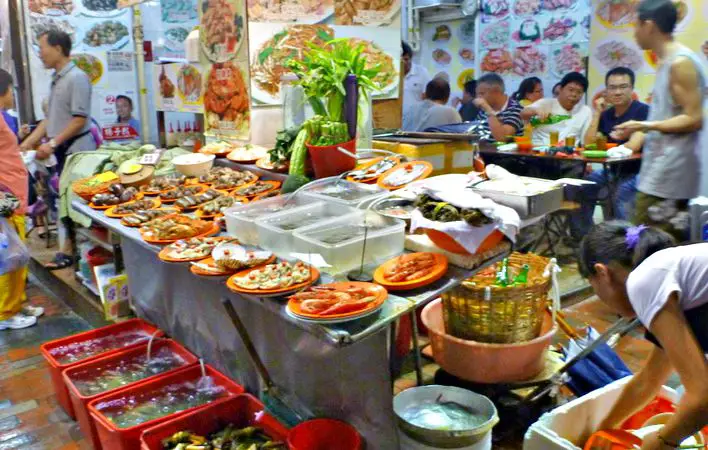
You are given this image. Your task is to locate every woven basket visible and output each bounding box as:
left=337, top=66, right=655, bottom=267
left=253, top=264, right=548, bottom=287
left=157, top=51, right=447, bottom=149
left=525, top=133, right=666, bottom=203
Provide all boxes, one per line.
left=441, top=253, right=551, bottom=344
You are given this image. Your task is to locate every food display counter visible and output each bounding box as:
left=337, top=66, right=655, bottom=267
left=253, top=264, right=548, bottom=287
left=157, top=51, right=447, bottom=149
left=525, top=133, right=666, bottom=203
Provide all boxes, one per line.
left=71, top=195, right=510, bottom=448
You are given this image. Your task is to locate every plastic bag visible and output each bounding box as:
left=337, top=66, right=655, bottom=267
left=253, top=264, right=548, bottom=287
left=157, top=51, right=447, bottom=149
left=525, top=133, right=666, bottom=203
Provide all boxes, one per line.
left=0, top=217, right=29, bottom=275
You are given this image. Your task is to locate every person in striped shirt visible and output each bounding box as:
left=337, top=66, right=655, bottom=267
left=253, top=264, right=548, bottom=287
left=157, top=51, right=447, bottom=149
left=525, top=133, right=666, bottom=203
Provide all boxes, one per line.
left=473, top=73, right=524, bottom=142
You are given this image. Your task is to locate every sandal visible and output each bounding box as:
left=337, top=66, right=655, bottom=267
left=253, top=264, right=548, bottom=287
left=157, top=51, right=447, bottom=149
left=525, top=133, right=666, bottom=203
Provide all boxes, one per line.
left=45, top=253, right=73, bottom=271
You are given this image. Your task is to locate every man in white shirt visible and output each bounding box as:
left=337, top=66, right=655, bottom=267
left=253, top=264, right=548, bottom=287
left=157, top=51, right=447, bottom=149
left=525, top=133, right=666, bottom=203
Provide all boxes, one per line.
left=402, top=41, right=431, bottom=131
left=409, top=78, right=462, bottom=132
left=521, top=72, right=593, bottom=146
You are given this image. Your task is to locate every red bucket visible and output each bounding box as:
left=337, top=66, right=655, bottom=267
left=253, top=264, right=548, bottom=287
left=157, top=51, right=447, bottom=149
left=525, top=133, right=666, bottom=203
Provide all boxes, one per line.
left=288, top=418, right=362, bottom=450
left=307, top=138, right=357, bottom=179
left=39, top=318, right=163, bottom=419
left=140, top=394, right=289, bottom=450
left=88, top=364, right=244, bottom=450
left=63, top=339, right=197, bottom=450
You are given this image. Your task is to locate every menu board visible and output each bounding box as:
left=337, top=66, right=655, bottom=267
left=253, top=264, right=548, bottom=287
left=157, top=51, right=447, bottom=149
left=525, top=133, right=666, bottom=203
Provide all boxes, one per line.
left=153, top=62, right=204, bottom=113
left=199, top=0, right=250, bottom=139
left=588, top=0, right=705, bottom=102
left=159, top=0, right=199, bottom=58
left=468, top=0, right=591, bottom=95
left=23, top=0, right=140, bottom=132
left=246, top=0, right=402, bottom=106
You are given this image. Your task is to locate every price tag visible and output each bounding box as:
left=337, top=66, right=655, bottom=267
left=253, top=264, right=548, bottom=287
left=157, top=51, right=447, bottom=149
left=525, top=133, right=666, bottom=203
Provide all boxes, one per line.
left=139, top=150, right=164, bottom=165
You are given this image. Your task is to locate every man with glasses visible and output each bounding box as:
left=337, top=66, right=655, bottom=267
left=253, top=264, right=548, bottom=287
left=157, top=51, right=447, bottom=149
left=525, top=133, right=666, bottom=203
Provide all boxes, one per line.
left=571, top=67, right=650, bottom=237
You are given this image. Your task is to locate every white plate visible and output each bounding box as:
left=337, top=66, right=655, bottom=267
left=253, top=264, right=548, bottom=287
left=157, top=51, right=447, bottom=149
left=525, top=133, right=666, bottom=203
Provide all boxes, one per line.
left=285, top=302, right=384, bottom=324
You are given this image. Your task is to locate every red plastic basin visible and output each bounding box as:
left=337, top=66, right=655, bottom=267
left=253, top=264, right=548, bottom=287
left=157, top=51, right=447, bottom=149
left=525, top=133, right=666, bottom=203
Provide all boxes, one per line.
left=63, top=339, right=197, bottom=450
left=288, top=418, right=362, bottom=450
left=307, top=138, right=357, bottom=179
left=40, top=318, right=163, bottom=418
left=140, top=394, right=289, bottom=450
left=88, top=364, right=244, bottom=450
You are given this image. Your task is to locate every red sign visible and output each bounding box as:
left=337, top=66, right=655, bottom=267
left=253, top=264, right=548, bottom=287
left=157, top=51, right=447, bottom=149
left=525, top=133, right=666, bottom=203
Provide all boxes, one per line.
left=102, top=124, right=139, bottom=141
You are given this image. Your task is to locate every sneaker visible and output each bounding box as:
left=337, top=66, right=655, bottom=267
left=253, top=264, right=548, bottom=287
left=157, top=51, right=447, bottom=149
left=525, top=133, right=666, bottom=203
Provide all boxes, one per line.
left=21, top=305, right=45, bottom=317
left=0, top=314, right=37, bottom=330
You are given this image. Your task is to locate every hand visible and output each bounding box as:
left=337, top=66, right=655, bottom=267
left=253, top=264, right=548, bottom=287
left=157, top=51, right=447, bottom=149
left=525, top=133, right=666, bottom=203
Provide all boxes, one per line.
left=36, top=143, right=54, bottom=160
left=452, top=97, right=462, bottom=108
left=473, top=97, right=491, bottom=113
left=614, top=120, right=649, bottom=134
left=18, top=124, right=31, bottom=139
left=593, top=97, right=607, bottom=112
left=534, top=110, right=550, bottom=121
left=640, top=431, right=676, bottom=450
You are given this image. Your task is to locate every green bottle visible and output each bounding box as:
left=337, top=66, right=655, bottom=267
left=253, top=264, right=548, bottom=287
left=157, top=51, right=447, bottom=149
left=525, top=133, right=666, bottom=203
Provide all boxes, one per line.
left=495, top=258, right=510, bottom=286
left=530, top=114, right=571, bottom=127
left=512, top=264, right=530, bottom=285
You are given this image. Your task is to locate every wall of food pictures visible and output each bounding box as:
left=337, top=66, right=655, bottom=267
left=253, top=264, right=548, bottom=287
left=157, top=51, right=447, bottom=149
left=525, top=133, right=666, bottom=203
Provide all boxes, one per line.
left=588, top=0, right=707, bottom=103
left=420, top=0, right=591, bottom=103
left=23, top=0, right=141, bottom=134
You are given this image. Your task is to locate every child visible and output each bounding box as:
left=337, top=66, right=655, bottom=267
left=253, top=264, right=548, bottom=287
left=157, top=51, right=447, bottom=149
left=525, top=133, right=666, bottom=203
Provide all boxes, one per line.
left=579, top=221, right=708, bottom=450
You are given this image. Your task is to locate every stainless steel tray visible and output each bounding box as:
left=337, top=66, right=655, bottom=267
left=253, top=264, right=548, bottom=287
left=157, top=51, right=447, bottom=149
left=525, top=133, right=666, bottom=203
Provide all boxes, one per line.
left=471, top=178, right=563, bottom=219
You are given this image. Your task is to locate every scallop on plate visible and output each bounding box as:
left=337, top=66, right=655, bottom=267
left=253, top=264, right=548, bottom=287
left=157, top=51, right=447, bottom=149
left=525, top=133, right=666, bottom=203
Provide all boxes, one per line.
left=211, top=243, right=275, bottom=271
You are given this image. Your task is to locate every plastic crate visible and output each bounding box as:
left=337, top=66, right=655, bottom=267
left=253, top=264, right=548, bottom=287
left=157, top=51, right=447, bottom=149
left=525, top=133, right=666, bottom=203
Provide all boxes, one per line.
left=140, top=394, right=289, bottom=450
left=40, top=318, right=163, bottom=418
left=63, top=339, right=197, bottom=450
left=88, top=364, right=244, bottom=450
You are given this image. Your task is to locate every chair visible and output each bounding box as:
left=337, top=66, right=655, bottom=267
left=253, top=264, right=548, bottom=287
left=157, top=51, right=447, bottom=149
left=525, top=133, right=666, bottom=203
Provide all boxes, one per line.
left=523, top=201, right=581, bottom=263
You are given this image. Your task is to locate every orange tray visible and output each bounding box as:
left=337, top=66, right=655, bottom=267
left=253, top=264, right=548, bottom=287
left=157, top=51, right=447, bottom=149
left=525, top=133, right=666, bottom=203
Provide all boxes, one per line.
left=120, top=208, right=177, bottom=227
left=141, top=223, right=220, bottom=245
left=373, top=253, right=448, bottom=291
left=159, top=184, right=208, bottom=203
left=226, top=264, right=320, bottom=296
left=189, top=257, right=234, bottom=276
left=88, top=192, right=144, bottom=210
left=231, top=180, right=281, bottom=198
left=158, top=236, right=237, bottom=263
left=255, top=157, right=288, bottom=173
left=105, top=198, right=161, bottom=218
left=287, top=282, right=387, bottom=319
left=175, top=189, right=229, bottom=212
left=377, top=161, right=433, bottom=191
left=346, top=156, right=401, bottom=184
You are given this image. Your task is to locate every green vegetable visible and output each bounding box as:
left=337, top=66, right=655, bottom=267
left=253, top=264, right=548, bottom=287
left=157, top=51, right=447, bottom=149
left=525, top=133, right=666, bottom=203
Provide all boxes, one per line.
left=288, top=128, right=309, bottom=176
left=582, top=150, right=609, bottom=158
left=269, top=125, right=302, bottom=164
left=303, top=116, right=349, bottom=147
left=282, top=174, right=311, bottom=194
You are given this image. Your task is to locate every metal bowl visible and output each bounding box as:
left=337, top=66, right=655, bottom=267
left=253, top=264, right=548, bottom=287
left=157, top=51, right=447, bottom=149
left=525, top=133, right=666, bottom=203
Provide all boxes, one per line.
left=393, top=385, right=499, bottom=448
left=371, top=197, right=415, bottom=223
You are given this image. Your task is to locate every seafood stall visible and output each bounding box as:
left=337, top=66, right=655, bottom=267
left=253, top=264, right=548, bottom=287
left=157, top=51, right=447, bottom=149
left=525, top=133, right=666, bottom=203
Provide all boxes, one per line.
left=67, top=150, right=564, bottom=446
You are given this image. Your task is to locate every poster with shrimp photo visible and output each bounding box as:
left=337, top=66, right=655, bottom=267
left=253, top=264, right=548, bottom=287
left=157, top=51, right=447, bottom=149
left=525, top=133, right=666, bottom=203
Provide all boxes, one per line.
left=202, top=60, right=251, bottom=139
left=248, top=23, right=400, bottom=105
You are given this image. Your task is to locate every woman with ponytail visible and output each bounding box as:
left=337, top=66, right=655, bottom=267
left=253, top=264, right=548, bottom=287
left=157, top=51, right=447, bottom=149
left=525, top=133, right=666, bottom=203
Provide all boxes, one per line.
left=579, top=221, right=708, bottom=450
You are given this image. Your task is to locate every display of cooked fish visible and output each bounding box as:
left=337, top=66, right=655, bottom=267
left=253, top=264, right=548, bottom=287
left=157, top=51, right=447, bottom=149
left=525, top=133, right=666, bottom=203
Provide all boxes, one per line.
left=175, top=189, right=222, bottom=209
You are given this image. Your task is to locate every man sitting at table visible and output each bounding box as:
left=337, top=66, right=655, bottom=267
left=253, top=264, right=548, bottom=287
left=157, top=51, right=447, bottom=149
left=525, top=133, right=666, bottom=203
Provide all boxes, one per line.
left=521, top=72, right=593, bottom=146
left=570, top=67, right=650, bottom=238
left=410, top=78, right=462, bottom=132
left=472, top=73, right=524, bottom=142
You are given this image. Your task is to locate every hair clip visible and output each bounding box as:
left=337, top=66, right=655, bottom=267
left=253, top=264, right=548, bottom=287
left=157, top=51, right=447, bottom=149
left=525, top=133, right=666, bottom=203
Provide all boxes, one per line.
left=625, top=224, right=648, bottom=250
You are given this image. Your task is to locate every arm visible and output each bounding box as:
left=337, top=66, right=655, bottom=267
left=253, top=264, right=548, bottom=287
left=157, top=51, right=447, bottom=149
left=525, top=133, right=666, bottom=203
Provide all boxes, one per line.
left=597, top=347, right=672, bottom=431
left=643, top=294, right=708, bottom=448
left=584, top=98, right=606, bottom=145
left=19, top=120, right=46, bottom=150
left=624, top=132, right=645, bottom=152
left=486, top=114, right=517, bottom=141
left=616, top=57, right=703, bottom=135
left=521, top=106, right=541, bottom=121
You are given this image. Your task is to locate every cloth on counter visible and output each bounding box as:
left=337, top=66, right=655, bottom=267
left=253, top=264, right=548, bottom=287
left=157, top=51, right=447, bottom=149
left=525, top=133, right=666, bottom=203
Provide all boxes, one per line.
left=58, top=151, right=113, bottom=227
left=607, top=145, right=633, bottom=159
left=408, top=174, right=521, bottom=253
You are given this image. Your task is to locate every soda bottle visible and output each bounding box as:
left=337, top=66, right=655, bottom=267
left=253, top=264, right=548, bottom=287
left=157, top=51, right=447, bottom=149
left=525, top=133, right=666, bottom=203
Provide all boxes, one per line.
left=495, top=258, right=510, bottom=286
left=512, top=264, right=530, bottom=285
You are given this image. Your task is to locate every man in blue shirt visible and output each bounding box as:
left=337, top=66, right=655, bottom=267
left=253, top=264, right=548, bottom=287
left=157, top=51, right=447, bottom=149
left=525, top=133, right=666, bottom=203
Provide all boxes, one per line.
left=571, top=67, right=650, bottom=238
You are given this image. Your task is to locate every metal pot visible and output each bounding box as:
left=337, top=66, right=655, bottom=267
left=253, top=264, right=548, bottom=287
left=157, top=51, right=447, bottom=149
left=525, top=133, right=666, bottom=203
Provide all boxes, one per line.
left=393, top=385, right=499, bottom=449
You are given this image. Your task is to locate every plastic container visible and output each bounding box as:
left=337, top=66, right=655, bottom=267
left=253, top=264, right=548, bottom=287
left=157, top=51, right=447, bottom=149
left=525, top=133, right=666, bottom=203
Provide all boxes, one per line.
left=255, top=201, right=357, bottom=256
left=140, top=394, right=289, bottom=450
left=63, top=339, right=197, bottom=450
left=301, top=179, right=385, bottom=208
left=421, top=299, right=556, bottom=383
left=40, top=318, right=162, bottom=419
left=224, top=194, right=311, bottom=245
left=288, top=418, right=361, bottom=450
left=523, top=377, right=680, bottom=450
left=293, top=210, right=405, bottom=274
left=88, top=364, right=244, bottom=450
left=307, top=138, right=357, bottom=179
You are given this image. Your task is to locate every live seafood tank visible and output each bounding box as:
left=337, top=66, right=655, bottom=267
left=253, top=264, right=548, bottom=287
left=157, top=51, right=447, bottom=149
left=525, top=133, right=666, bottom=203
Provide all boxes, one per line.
left=68, top=346, right=187, bottom=397
left=224, top=194, right=311, bottom=245
left=301, top=179, right=386, bottom=207
left=293, top=210, right=405, bottom=274
left=255, top=202, right=357, bottom=256
left=49, top=330, right=154, bottom=365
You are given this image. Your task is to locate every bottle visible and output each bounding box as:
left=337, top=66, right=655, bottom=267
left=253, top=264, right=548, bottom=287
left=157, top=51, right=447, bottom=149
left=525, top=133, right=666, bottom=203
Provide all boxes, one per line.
left=512, top=264, right=530, bottom=285
left=176, top=121, right=183, bottom=145
left=166, top=122, right=176, bottom=148
left=495, top=258, right=510, bottom=286
left=472, top=142, right=485, bottom=172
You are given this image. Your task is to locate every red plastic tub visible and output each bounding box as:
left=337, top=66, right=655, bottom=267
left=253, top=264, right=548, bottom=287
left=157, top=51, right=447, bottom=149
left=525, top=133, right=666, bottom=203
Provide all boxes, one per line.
left=40, top=318, right=163, bottom=419
left=88, top=364, right=244, bottom=450
left=86, top=246, right=113, bottom=285
left=288, top=418, right=362, bottom=450
left=63, top=339, right=197, bottom=450
left=307, top=138, right=357, bottom=179
left=140, top=394, right=289, bottom=450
